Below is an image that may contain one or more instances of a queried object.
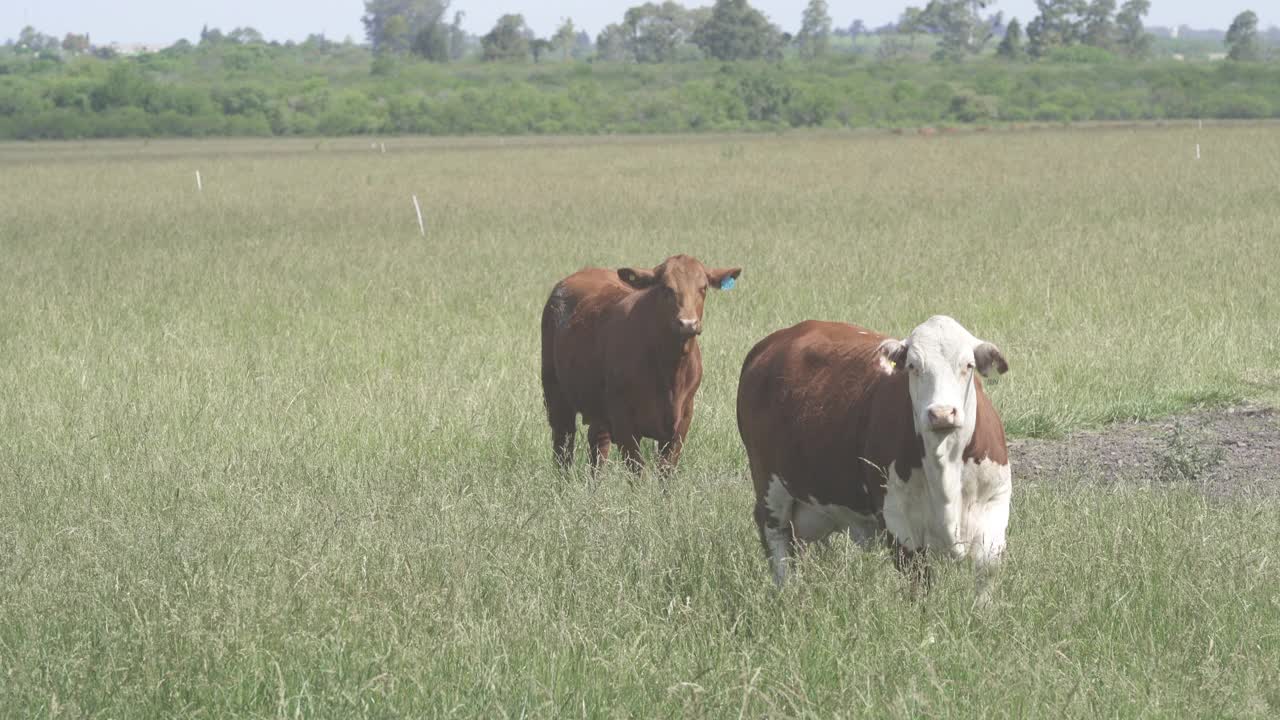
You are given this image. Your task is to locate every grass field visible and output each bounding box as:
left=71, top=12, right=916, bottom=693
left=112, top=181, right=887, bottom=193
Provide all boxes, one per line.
left=2, top=128, right=1279, bottom=717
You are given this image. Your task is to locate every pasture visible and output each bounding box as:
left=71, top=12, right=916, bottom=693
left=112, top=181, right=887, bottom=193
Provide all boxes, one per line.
left=1, top=127, right=1279, bottom=717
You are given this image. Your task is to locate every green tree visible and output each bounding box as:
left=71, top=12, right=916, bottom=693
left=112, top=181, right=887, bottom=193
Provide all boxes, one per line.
left=482, top=14, right=531, bottom=62
left=898, top=7, right=926, bottom=50
left=362, top=0, right=450, bottom=55
left=574, top=30, right=594, bottom=57
left=1114, top=0, right=1151, bottom=58
left=1026, top=0, right=1087, bottom=57
left=199, top=25, right=226, bottom=46
left=691, top=0, right=782, bottom=61
left=796, top=0, right=833, bottom=60
left=382, top=16, right=411, bottom=51
left=530, top=38, right=553, bottom=63
left=553, top=18, right=577, bottom=60
left=228, top=27, right=265, bottom=44
left=448, top=11, right=468, bottom=60
left=17, top=26, right=60, bottom=53
left=301, top=33, right=336, bottom=53
left=1081, top=0, right=1116, bottom=49
left=622, top=2, right=696, bottom=63
left=997, top=17, right=1026, bottom=59
left=91, top=63, right=156, bottom=111
left=920, top=1, right=994, bottom=61
left=1225, top=10, right=1262, bottom=61
left=410, top=21, right=450, bottom=61
left=596, top=23, right=632, bottom=61
left=61, top=33, right=91, bottom=55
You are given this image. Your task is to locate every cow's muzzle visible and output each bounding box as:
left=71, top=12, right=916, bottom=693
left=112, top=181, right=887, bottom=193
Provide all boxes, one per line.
left=925, top=405, right=962, bottom=432
left=674, top=318, right=702, bottom=336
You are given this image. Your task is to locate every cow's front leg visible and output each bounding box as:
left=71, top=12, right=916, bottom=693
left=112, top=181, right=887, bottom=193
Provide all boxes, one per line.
left=974, top=553, right=1002, bottom=608
left=606, top=415, right=645, bottom=474
left=615, top=433, right=645, bottom=474
left=895, top=544, right=931, bottom=600
left=656, top=437, right=682, bottom=479
left=587, top=424, right=612, bottom=474
left=971, top=498, right=1009, bottom=607
left=657, top=401, right=694, bottom=477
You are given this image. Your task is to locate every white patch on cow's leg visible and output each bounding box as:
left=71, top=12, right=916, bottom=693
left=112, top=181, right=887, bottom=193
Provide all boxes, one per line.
left=763, top=474, right=795, bottom=586
left=764, top=528, right=792, bottom=586
left=959, top=459, right=1012, bottom=605
left=882, top=461, right=929, bottom=554
left=888, top=456, right=1013, bottom=602
left=974, top=538, right=1003, bottom=607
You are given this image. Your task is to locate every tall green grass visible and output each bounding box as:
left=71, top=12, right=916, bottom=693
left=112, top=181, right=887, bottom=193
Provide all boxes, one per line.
left=1, top=128, right=1278, bottom=716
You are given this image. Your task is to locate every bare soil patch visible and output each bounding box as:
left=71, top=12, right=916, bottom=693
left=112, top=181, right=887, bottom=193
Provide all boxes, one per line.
left=1010, top=406, right=1280, bottom=498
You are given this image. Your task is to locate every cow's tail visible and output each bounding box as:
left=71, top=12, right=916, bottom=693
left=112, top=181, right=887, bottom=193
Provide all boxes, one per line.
left=541, top=283, right=576, bottom=466
left=540, top=287, right=562, bottom=415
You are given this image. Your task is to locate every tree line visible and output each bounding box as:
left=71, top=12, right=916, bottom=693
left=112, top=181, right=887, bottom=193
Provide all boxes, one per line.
left=0, top=1, right=1275, bottom=141
left=355, top=0, right=1272, bottom=65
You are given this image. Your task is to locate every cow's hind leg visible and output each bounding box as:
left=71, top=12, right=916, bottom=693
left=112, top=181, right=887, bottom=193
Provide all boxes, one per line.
left=587, top=424, right=612, bottom=472
left=656, top=436, right=684, bottom=484
left=756, top=474, right=795, bottom=586
left=544, top=390, right=577, bottom=469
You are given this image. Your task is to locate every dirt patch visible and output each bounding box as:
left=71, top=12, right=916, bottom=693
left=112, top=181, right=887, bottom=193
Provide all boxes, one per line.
left=1010, top=405, right=1280, bottom=498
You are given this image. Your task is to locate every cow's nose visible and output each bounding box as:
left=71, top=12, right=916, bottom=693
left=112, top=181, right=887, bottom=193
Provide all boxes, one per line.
left=676, top=318, right=702, bottom=336
left=926, top=405, right=961, bottom=431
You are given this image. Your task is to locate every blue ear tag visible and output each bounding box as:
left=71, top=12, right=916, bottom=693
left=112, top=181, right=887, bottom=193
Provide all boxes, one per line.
left=720, top=276, right=736, bottom=290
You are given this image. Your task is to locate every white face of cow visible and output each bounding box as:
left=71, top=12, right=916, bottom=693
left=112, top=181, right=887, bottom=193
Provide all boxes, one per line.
left=879, top=316, right=1008, bottom=440
left=879, top=316, right=1011, bottom=562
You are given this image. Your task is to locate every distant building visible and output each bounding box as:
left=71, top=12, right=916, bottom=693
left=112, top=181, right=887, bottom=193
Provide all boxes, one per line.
left=108, top=42, right=164, bottom=56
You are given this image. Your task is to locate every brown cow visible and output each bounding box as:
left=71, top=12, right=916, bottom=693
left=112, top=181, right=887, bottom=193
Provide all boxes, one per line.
left=737, top=316, right=1011, bottom=596
left=541, top=255, right=741, bottom=474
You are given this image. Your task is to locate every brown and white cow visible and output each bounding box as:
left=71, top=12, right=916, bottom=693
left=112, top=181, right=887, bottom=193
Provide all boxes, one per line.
left=737, top=316, right=1011, bottom=593
left=541, top=255, right=741, bottom=474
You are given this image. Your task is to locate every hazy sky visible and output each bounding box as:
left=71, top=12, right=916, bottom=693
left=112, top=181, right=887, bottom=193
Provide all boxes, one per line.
left=2, top=1, right=1268, bottom=46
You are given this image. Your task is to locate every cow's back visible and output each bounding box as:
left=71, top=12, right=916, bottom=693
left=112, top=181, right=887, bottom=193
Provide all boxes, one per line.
left=737, top=320, right=916, bottom=514
left=545, top=267, right=630, bottom=332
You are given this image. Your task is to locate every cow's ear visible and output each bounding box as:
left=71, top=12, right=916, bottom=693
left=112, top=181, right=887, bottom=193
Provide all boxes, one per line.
left=706, top=267, right=742, bottom=290
left=878, top=339, right=908, bottom=374
left=974, top=342, right=1009, bottom=377
left=617, top=267, right=657, bottom=289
